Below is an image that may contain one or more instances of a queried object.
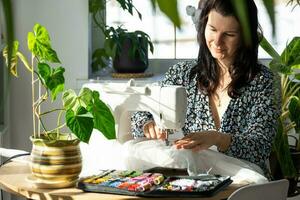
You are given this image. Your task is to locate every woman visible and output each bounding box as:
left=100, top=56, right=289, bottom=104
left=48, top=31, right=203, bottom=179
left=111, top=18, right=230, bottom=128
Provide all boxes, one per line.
left=131, top=0, right=280, bottom=180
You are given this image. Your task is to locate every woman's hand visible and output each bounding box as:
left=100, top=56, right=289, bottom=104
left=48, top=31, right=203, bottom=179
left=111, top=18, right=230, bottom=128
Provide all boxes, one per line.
left=174, top=131, right=231, bottom=152
left=143, top=121, right=167, bottom=139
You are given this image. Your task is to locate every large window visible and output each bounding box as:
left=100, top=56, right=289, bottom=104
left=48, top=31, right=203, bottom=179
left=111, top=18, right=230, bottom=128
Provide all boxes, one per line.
left=106, top=0, right=199, bottom=59
left=106, top=0, right=300, bottom=59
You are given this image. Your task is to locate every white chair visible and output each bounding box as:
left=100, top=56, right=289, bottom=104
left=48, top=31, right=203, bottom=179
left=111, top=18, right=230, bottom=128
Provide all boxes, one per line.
left=227, top=179, right=289, bottom=200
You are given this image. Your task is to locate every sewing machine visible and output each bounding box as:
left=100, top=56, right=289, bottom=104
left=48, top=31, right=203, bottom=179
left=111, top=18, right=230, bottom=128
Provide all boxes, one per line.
left=83, top=79, right=187, bottom=143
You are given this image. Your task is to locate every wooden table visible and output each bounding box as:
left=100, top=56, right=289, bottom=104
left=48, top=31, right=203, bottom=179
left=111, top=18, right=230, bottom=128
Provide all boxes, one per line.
left=0, top=162, right=243, bottom=200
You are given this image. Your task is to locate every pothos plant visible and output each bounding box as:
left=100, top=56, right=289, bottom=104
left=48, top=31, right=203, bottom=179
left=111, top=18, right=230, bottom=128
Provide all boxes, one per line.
left=3, top=23, right=116, bottom=143
left=260, top=36, right=300, bottom=177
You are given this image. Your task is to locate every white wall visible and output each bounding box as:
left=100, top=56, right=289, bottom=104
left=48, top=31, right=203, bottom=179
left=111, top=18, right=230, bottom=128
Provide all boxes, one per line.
left=9, top=0, right=89, bottom=151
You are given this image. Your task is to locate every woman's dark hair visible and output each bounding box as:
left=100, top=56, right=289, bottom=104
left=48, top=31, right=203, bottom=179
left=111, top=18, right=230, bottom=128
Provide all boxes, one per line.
left=190, top=0, right=262, bottom=98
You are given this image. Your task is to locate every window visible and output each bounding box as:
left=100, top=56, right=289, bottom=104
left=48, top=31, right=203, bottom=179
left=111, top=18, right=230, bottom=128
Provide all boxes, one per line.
left=257, top=0, right=300, bottom=58
left=106, top=0, right=300, bottom=59
left=106, top=0, right=199, bottom=59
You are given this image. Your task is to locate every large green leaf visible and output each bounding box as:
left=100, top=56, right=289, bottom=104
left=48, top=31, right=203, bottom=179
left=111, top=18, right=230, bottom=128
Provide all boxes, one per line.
left=62, top=88, right=93, bottom=111
left=62, top=89, right=78, bottom=110
left=281, top=37, right=300, bottom=68
left=269, top=60, right=292, bottom=75
left=153, top=0, right=181, bottom=29
left=66, top=106, right=94, bottom=143
left=78, top=88, right=94, bottom=107
left=260, top=36, right=280, bottom=60
left=37, top=63, right=65, bottom=100
left=262, top=0, right=275, bottom=37
left=87, top=91, right=116, bottom=139
left=37, top=63, right=51, bottom=84
left=27, top=24, right=60, bottom=63
left=262, top=37, right=300, bottom=76
left=230, top=0, right=251, bottom=46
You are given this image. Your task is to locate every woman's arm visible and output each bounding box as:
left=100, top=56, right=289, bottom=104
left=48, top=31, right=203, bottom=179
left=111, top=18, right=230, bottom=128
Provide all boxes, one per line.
left=224, top=74, right=281, bottom=167
left=174, top=130, right=231, bottom=151
left=174, top=70, right=280, bottom=169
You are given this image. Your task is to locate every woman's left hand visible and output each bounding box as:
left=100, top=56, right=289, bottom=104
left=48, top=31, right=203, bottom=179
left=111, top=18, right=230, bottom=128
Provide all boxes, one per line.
left=174, top=130, right=221, bottom=152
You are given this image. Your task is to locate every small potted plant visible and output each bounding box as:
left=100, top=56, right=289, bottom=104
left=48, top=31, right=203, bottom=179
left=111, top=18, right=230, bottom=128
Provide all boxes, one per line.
left=3, top=23, right=116, bottom=188
left=89, top=0, right=154, bottom=74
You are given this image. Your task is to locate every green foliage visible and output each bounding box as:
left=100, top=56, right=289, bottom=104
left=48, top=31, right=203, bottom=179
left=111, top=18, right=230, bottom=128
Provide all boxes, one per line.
left=261, top=0, right=276, bottom=36
left=273, top=118, right=297, bottom=177
left=37, top=63, right=65, bottom=101
left=2, top=23, right=116, bottom=143
left=28, top=24, right=60, bottom=63
left=87, top=91, right=116, bottom=139
left=89, top=0, right=155, bottom=72
left=66, top=106, right=94, bottom=143
left=151, top=0, right=181, bottom=29
left=97, top=27, right=154, bottom=69
left=230, top=0, right=252, bottom=46
left=289, top=96, right=300, bottom=132
left=115, top=0, right=142, bottom=19
left=63, top=88, right=116, bottom=142
left=261, top=36, right=300, bottom=178
left=281, top=37, right=300, bottom=70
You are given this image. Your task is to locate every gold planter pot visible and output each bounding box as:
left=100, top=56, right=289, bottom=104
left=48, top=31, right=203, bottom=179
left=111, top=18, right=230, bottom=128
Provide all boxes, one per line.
left=28, top=134, right=82, bottom=188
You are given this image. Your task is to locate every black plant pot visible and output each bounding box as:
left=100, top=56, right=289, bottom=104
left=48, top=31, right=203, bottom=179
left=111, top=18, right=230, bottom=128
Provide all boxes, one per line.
left=113, top=38, right=148, bottom=73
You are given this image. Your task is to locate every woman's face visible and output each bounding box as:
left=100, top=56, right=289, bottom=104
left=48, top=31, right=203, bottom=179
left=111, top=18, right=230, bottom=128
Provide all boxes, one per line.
left=205, top=10, right=241, bottom=66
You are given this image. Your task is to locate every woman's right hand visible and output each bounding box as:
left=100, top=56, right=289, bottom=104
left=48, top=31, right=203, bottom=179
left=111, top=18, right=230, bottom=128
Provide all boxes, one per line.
left=143, top=121, right=167, bottom=140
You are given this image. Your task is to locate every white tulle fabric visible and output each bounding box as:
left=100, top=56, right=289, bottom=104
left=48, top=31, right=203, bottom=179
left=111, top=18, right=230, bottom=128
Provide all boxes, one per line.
left=80, top=131, right=268, bottom=185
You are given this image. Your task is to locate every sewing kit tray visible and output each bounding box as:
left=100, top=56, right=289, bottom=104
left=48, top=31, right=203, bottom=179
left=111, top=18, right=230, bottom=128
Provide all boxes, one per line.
left=77, top=168, right=232, bottom=197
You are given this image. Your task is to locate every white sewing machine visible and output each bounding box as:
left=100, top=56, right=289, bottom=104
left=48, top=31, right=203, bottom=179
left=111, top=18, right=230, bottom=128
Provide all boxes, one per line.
left=82, top=79, right=187, bottom=143
left=79, top=79, right=187, bottom=175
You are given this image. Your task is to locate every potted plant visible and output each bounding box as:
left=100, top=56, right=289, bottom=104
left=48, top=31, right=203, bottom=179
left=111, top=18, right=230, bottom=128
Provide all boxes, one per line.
left=89, top=0, right=154, bottom=74
left=3, top=23, right=116, bottom=188
left=260, top=36, right=300, bottom=196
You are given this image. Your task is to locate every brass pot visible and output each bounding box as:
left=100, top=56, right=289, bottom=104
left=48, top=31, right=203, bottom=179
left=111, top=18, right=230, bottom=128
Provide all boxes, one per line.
left=29, top=133, right=82, bottom=188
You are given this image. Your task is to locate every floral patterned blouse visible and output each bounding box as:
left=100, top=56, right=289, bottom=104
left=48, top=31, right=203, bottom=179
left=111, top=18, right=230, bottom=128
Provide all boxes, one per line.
left=131, top=60, right=281, bottom=177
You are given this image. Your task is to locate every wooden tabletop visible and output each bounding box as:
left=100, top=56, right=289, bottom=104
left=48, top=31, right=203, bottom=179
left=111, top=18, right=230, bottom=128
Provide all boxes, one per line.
left=0, top=162, right=244, bottom=200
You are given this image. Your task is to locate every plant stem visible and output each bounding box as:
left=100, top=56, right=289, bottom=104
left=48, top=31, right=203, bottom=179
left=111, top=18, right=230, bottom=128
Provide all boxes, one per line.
left=281, top=110, right=290, bottom=120
left=38, top=115, right=48, bottom=133
left=282, top=76, right=300, bottom=110
left=40, top=108, right=65, bottom=116
left=281, top=75, right=289, bottom=111
left=38, top=76, right=41, bottom=136
left=34, top=92, right=48, bottom=132
left=47, top=123, right=66, bottom=134
left=31, top=54, right=36, bottom=138
left=56, top=110, right=65, bottom=137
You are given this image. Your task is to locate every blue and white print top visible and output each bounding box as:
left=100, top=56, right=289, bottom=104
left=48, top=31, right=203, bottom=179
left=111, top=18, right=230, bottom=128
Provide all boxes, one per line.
left=131, top=60, right=281, bottom=177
